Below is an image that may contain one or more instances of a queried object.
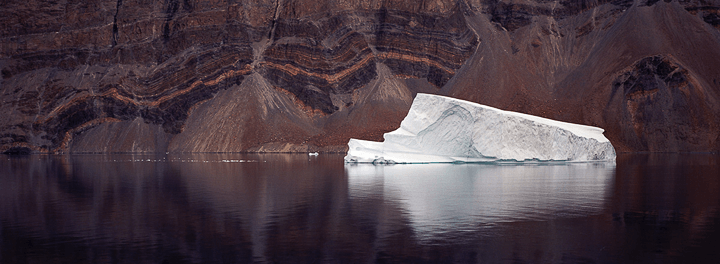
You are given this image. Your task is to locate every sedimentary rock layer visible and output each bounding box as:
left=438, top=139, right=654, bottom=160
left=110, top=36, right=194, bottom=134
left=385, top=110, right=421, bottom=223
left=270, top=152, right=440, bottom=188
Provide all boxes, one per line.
left=260, top=7, right=478, bottom=114
left=1, top=0, right=478, bottom=153
left=1, top=0, right=719, bottom=153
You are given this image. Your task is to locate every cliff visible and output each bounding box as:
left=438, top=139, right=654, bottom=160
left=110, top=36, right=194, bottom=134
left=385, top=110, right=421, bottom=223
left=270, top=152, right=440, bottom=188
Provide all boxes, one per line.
left=1, top=0, right=719, bottom=153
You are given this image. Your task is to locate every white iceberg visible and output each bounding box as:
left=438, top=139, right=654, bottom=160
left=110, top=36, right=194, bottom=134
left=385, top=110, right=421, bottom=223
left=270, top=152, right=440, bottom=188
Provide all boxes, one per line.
left=344, top=93, right=616, bottom=163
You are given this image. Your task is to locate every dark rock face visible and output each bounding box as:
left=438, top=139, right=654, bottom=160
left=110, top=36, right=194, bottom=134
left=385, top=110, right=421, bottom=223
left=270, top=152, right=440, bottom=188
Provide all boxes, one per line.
left=0, top=0, right=477, bottom=153
left=685, top=5, right=720, bottom=29
left=1, top=0, right=719, bottom=153
left=261, top=7, right=478, bottom=114
left=480, top=0, right=634, bottom=32
left=605, top=55, right=718, bottom=151
left=449, top=0, right=720, bottom=153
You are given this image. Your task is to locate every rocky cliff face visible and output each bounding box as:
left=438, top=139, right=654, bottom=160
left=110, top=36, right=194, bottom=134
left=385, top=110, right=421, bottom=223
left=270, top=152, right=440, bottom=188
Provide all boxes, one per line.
left=1, top=0, right=719, bottom=153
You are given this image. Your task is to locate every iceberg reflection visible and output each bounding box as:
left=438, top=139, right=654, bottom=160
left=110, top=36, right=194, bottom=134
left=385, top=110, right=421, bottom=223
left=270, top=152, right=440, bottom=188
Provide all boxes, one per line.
left=346, top=163, right=615, bottom=240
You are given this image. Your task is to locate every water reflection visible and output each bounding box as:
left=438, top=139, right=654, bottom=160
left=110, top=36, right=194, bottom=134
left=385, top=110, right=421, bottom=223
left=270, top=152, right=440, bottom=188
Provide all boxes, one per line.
left=1, top=153, right=719, bottom=263
left=346, top=163, right=615, bottom=241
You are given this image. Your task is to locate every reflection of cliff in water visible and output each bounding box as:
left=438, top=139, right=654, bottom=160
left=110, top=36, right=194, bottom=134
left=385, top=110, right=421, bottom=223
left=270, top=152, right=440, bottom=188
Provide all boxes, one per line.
left=0, top=154, right=417, bottom=262
left=607, top=153, right=720, bottom=263
left=1, top=153, right=719, bottom=263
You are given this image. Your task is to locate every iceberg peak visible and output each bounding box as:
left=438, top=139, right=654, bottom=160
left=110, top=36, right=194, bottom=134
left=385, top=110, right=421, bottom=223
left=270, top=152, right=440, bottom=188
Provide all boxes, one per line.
left=344, top=93, right=616, bottom=163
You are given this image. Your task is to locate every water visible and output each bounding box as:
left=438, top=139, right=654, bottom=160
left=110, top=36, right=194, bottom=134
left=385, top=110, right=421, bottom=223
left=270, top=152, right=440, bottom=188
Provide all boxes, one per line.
left=1, top=153, right=719, bottom=263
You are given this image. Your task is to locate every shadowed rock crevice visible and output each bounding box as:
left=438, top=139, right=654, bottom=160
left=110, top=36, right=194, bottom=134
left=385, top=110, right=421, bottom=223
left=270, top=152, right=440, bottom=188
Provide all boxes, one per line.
left=268, top=0, right=283, bottom=39
left=111, top=0, right=123, bottom=47
left=162, top=0, right=181, bottom=42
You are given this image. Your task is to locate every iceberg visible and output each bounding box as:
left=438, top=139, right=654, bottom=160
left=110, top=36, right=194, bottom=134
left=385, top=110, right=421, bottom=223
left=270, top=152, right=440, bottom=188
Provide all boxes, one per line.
left=344, top=93, right=616, bottom=163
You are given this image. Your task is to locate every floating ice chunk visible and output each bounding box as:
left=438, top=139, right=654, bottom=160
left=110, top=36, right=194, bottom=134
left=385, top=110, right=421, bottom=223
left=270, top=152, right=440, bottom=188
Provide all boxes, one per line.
left=344, top=93, right=616, bottom=163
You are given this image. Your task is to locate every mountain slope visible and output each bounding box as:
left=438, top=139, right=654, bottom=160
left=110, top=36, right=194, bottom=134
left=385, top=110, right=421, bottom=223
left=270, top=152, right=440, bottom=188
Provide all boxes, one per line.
left=1, top=0, right=719, bottom=153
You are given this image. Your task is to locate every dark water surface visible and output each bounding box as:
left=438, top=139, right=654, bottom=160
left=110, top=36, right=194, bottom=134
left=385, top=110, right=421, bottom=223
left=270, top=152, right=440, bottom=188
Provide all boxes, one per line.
left=1, top=153, right=719, bottom=263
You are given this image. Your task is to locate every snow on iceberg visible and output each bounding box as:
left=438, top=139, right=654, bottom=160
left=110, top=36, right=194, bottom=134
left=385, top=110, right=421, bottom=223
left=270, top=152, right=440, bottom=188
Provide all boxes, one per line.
left=344, top=93, right=616, bottom=163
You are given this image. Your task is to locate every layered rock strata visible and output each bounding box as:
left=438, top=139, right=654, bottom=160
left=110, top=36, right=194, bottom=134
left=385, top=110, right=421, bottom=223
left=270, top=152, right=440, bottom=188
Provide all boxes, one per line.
left=1, top=0, right=719, bottom=153
left=1, top=0, right=477, bottom=153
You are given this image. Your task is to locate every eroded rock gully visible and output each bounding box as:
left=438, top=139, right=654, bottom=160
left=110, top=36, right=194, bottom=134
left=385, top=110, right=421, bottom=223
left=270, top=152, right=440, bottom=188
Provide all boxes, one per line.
left=1, top=0, right=719, bottom=153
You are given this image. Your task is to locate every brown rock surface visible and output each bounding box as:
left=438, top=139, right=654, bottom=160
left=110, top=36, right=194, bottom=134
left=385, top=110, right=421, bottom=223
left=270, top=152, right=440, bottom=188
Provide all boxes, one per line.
left=1, top=0, right=719, bottom=153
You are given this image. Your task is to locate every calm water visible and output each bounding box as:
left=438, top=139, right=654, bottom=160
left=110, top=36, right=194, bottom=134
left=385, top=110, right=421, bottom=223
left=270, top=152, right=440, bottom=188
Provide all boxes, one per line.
left=1, top=153, right=719, bottom=263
